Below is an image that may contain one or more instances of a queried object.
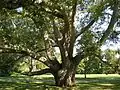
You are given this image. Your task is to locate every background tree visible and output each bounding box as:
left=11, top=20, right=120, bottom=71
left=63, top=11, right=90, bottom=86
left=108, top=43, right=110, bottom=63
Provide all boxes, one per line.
left=102, top=49, right=120, bottom=74
left=0, top=0, right=120, bottom=87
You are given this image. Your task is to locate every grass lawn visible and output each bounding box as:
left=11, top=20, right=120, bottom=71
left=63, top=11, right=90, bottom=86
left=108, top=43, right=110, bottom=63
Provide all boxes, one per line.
left=0, top=74, right=120, bottom=90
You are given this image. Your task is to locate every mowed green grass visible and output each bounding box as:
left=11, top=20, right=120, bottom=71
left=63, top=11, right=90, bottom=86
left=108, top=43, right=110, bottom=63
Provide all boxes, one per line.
left=0, top=74, right=120, bottom=90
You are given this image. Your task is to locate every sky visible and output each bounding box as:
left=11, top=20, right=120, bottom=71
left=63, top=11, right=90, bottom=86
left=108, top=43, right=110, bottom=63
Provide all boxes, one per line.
left=16, top=7, right=23, bottom=12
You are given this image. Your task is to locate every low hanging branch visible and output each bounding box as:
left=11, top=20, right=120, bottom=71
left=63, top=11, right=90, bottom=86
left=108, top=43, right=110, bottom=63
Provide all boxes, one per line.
left=0, top=46, right=52, bottom=68
left=25, top=68, right=52, bottom=76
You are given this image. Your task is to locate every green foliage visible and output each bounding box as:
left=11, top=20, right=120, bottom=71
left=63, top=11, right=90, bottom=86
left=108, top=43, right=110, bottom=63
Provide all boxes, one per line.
left=77, top=60, right=85, bottom=74
left=88, top=0, right=109, bottom=20
left=102, top=50, right=120, bottom=74
left=36, top=62, right=47, bottom=69
left=14, top=59, right=30, bottom=73
left=0, top=54, right=17, bottom=76
left=77, top=56, right=102, bottom=74
left=0, top=9, right=45, bottom=52
left=14, top=58, right=48, bottom=73
left=77, top=49, right=120, bottom=74
left=78, top=30, right=100, bottom=57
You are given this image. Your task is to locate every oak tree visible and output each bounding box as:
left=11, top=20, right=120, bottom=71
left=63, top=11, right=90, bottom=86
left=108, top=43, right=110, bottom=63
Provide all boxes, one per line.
left=0, top=0, right=120, bottom=87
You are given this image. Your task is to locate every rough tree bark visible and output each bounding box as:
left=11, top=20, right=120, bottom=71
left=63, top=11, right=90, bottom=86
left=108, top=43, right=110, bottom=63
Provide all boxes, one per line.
left=52, top=61, right=77, bottom=87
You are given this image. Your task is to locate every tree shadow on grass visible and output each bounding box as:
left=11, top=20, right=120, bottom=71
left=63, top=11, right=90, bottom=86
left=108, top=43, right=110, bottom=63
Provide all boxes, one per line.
left=0, top=76, right=120, bottom=90
left=76, top=83, right=120, bottom=90
left=75, top=77, right=120, bottom=90
left=0, top=76, right=65, bottom=90
left=0, top=81, right=57, bottom=90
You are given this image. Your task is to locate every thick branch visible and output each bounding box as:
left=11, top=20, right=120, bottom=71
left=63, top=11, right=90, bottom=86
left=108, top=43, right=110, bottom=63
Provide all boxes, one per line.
left=73, top=51, right=85, bottom=65
left=68, top=0, right=78, bottom=59
left=52, top=19, right=66, bottom=62
left=38, top=0, right=64, bottom=19
left=29, top=51, right=61, bottom=71
left=71, top=0, right=77, bottom=23
left=99, top=0, right=118, bottom=44
left=0, top=46, right=52, bottom=67
left=29, top=1, right=65, bottom=19
left=25, top=68, right=52, bottom=76
left=74, top=0, right=118, bottom=66
left=76, top=19, right=95, bottom=39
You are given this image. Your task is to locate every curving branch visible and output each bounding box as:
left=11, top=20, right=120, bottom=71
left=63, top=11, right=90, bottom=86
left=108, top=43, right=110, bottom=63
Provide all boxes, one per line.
left=76, top=19, right=95, bottom=39
left=73, top=51, right=85, bottom=65
left=0, top=46, right=52, bottom=67
left=99, top=0, right=118, bottom=45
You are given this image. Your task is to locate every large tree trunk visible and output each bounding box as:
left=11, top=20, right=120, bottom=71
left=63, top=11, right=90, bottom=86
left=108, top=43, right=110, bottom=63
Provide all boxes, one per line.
left=52, top=63, right=77, bottom=87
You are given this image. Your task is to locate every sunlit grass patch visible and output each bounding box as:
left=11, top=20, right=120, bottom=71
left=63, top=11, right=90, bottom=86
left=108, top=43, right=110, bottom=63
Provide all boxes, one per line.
left=99, top=83, right=114, bottom=86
